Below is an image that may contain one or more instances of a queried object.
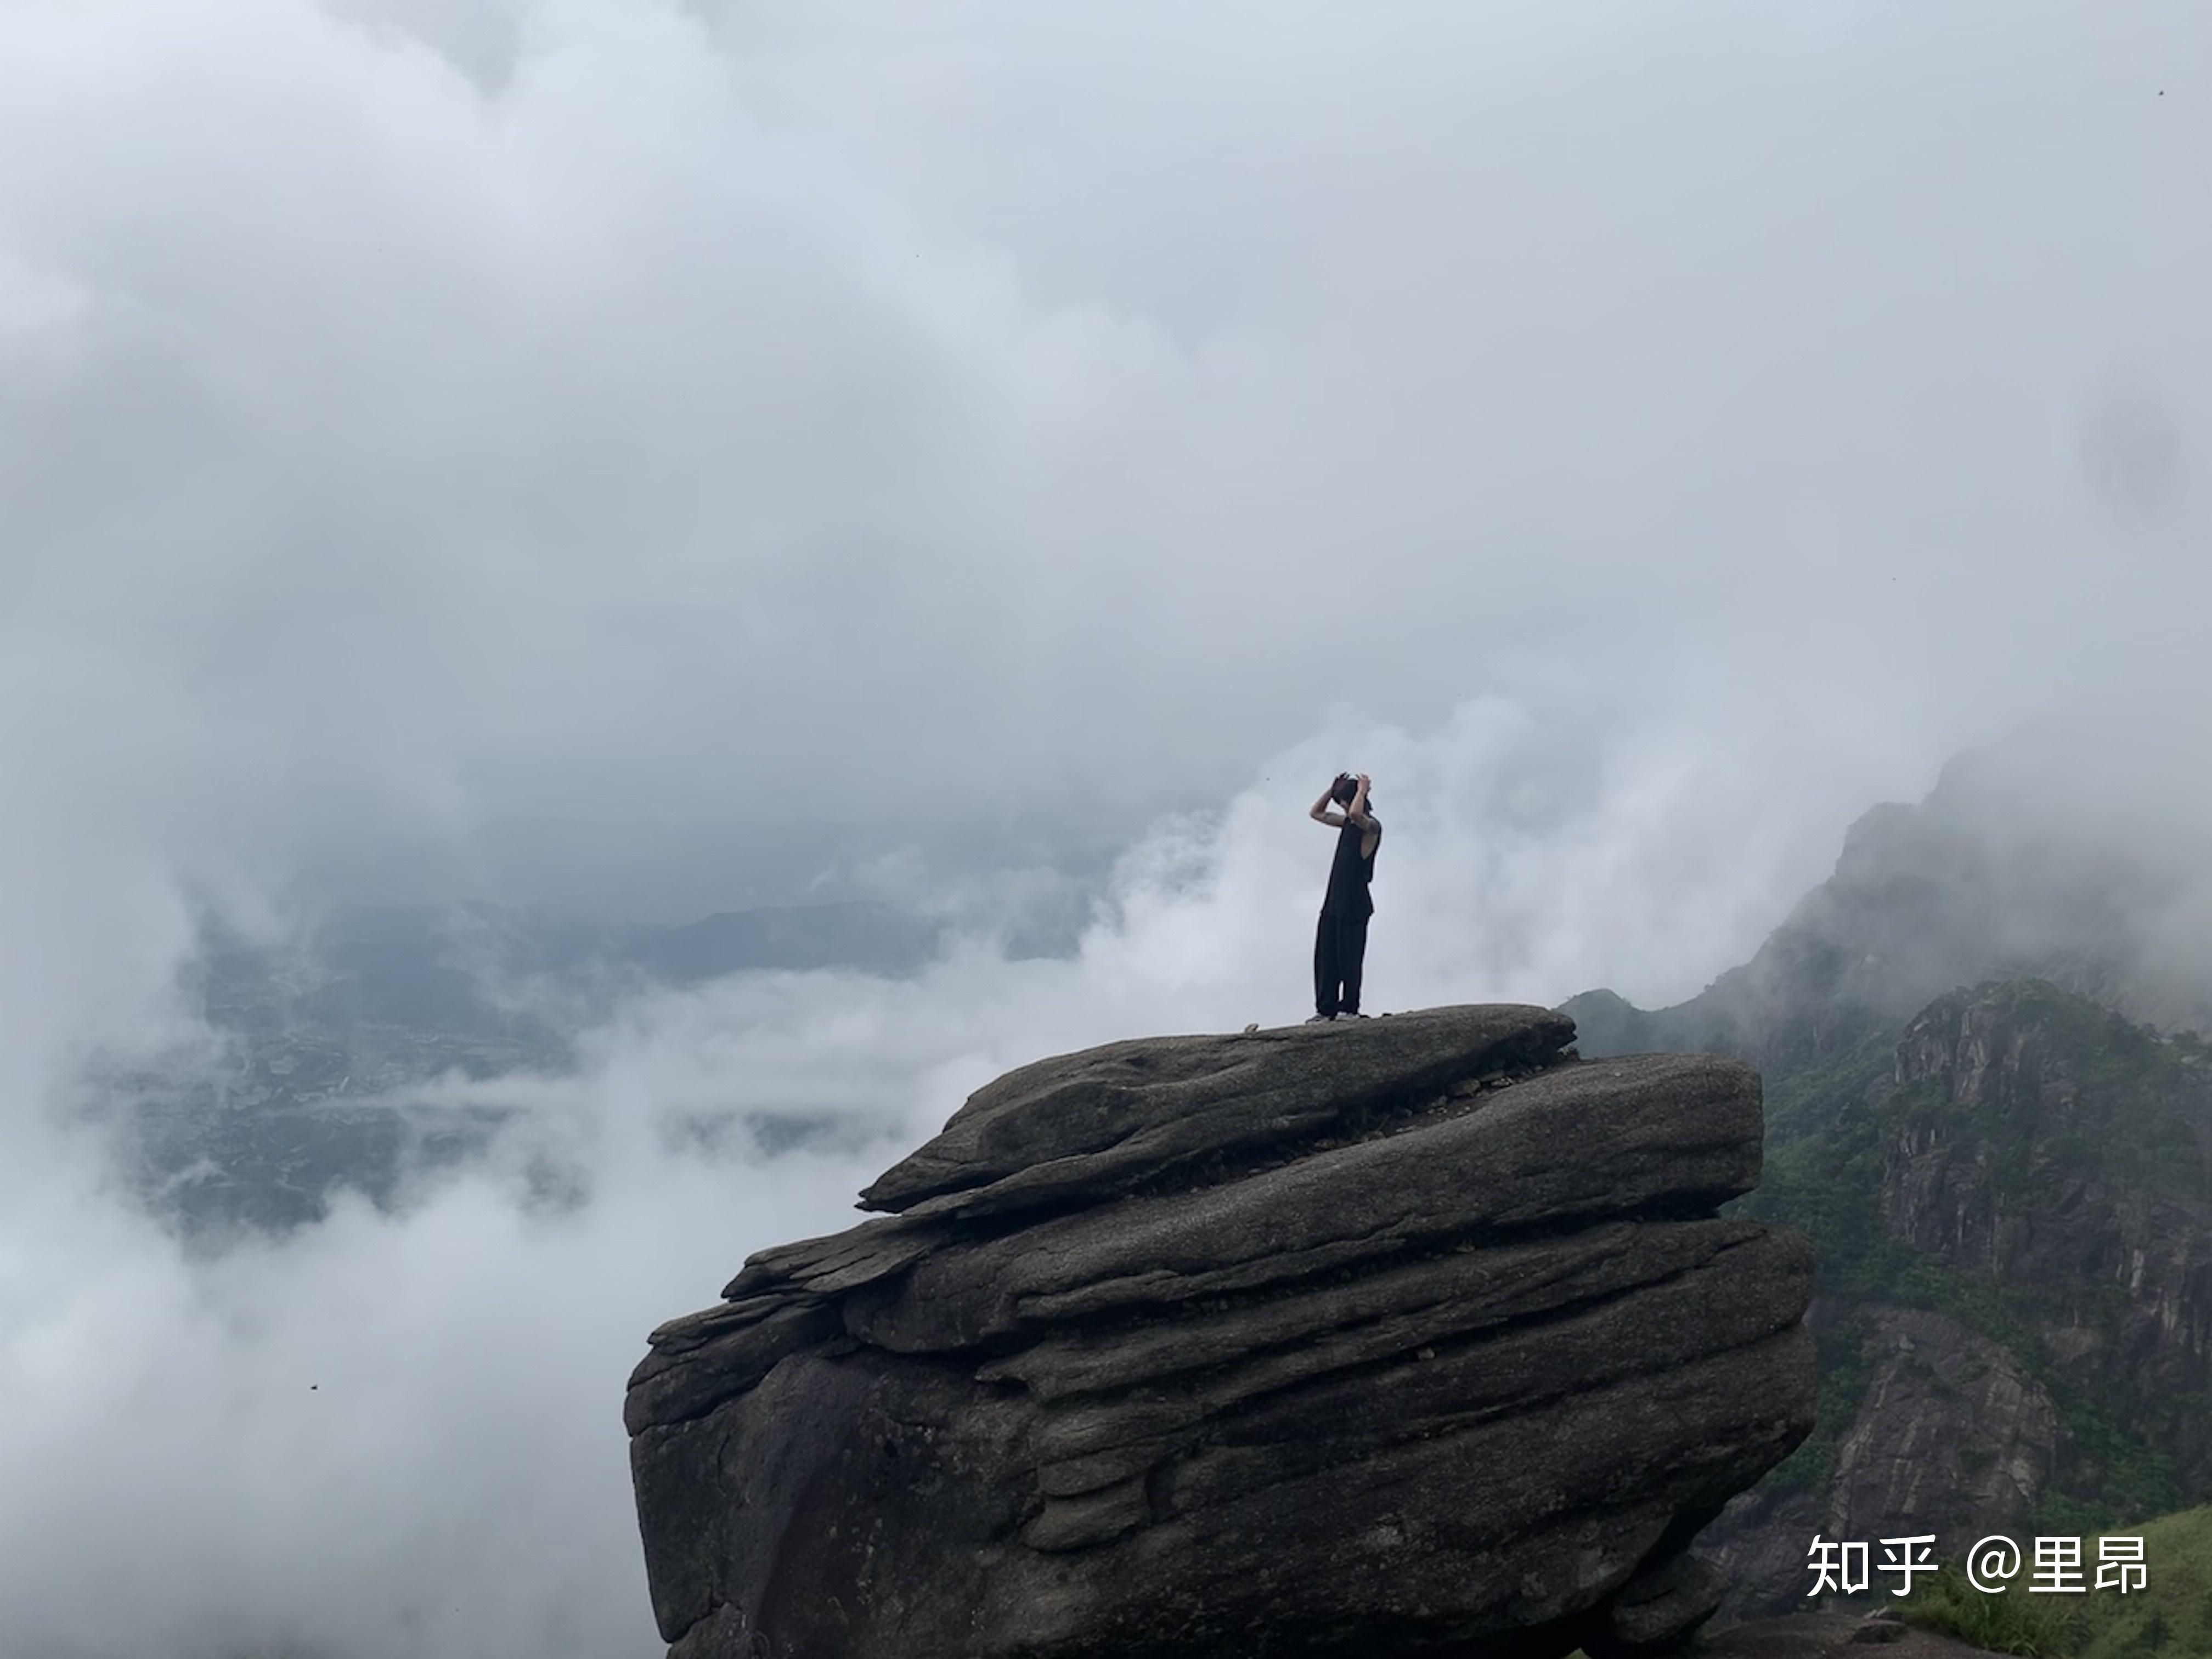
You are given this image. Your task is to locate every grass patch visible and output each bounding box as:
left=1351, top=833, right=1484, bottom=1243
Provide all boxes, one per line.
left=1904, top=1562, right=2087, bottom=1657
left=1890, top=1508, right=2212, bottom=1658
left=2074, top=1507, right=2212, bottom=1659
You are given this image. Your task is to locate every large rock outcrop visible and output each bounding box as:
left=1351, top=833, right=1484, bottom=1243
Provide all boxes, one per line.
left=626, top=1005, right=1818, bottom=1659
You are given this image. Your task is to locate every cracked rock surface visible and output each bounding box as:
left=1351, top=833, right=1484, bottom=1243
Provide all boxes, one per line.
left=625, top=1005, right=1818, bottom=1659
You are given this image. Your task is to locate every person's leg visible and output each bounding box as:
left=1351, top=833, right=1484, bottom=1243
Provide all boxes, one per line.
left=1313, top=912, right=1340, bottom=1018
left=1338, top=914, right=1370, bottom=1015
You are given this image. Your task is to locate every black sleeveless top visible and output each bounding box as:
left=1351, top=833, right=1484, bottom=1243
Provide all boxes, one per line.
left=1322, top=815, right=1379, bottom=918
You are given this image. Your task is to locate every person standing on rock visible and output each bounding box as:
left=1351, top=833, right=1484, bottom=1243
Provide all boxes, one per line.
left=1307, top=772, right=1380, bottom=1023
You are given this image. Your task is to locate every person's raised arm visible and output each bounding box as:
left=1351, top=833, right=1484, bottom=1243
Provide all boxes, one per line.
left=1310, top=779, right=1347, bottom=827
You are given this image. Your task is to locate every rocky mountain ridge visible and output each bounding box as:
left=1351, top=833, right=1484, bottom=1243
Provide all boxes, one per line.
left=1564, top=759, right=2212, bottom=1624
left=1565, top=745, right=2212, bottom=1076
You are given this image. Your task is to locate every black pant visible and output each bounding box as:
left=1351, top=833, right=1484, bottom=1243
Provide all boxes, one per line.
left=1313, top=910, right=1369, bottom=1017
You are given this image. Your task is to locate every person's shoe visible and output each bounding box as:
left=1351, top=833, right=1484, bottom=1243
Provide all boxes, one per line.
left=1304, top=1013, right=1335, bottom=1024
left=1342, top=1011, right=1372, bottom=1019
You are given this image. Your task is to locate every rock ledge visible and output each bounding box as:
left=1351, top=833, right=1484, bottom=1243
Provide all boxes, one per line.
left=627, top=1005, right=1818, bottom=1659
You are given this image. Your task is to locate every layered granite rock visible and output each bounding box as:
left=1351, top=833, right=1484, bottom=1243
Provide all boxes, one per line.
left=626, top=1005, right=1818, bottom=1659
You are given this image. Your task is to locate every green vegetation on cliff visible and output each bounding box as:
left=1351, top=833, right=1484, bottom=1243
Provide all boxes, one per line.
left=2073, top=1506, right=2212, bottom=1659
left=1727, top=980, right=2212, bottom=1528
left=1904, top=1560, right=2089, bottom=1657
left=1899, top=1509, right=2212, bottom=1659
left=1566, top=762, right=2212, bottom=1635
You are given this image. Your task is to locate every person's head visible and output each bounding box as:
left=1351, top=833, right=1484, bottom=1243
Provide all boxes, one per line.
left=1331, top=774, right=1359, bottom=806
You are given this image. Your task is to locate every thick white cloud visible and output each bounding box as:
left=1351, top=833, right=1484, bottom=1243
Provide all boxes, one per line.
left=2, top=2, right=2211, bottom=1655
left=3, top=0, right=2205, bottom=835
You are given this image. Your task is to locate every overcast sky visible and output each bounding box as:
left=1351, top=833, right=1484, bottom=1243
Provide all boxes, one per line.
left=2, top=3, right=2209, bottom=1656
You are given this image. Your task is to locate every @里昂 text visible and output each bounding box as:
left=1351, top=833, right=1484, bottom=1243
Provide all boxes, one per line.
left=1807, top=1534, right=2148, bottom=1596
